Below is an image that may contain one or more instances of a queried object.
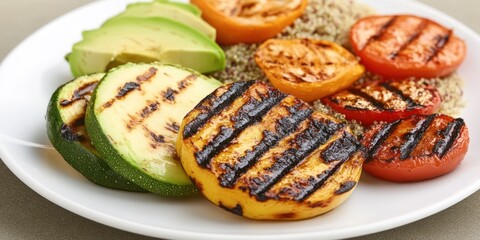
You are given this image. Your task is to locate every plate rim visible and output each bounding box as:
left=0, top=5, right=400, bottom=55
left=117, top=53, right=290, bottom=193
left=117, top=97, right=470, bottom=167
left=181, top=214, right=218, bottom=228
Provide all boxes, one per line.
left=1, top=0, right=479, bottom=239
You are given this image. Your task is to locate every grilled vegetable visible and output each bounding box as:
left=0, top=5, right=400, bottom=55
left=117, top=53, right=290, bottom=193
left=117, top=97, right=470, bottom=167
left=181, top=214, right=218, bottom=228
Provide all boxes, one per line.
left=85, top=63, right=222, bottom=197
left=177, top=81, right=366, bottom=220
left=350, top=15, right=466, bottom=79
left=46, top=73, right=144, bottom=191
left=191, top=0, right=308, bottom=45
left=322, top=79, right=442, bottom=126
left=362, top=114, right=469, bottom=182
left=254, top=38, right=365, bottom=102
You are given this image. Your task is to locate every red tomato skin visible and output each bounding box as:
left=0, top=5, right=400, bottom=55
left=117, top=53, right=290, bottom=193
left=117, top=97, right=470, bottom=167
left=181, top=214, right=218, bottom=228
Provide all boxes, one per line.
left=362, top=116, right=469, bottom=182
left=349, top=15, right=467, bottom=79
left=321, top=82, right=442, bottom=126
left=322, top=96, right=441, bottom=126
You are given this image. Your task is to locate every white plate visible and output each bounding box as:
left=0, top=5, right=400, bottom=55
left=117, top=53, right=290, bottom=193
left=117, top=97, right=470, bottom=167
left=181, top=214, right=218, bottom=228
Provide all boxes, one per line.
left=0, top=0, right=479, bottom=239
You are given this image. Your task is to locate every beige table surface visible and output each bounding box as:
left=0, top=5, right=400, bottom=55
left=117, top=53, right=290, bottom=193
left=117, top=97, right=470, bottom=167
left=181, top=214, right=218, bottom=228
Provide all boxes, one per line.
left=1, top=0, right=479, bottom=239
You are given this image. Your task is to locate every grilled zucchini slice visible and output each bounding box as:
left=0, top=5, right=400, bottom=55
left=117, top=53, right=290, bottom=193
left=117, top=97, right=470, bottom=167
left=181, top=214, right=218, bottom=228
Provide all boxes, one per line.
left=46, top=73, right=144, bottom=191
left=85, top=63, right=222, bottom=197
left=177, top=81, right=366, bottom=220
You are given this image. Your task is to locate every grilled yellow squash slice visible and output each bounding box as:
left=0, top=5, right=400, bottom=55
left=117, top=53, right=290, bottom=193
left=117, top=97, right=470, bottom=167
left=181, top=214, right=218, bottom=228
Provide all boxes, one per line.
left=177, top=81, right=366, bottom=220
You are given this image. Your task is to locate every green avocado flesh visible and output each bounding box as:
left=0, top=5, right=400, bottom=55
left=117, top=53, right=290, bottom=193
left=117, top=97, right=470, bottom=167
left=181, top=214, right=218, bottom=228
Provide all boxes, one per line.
left=69, top=17, right=225, bottom=77
left=46, top=73, right=145, bottom=191
left=154, top=0, right=202, bottom=16
left=105, top=1, right=215, bottom=40
left=85, top=63, right=222, bottom=197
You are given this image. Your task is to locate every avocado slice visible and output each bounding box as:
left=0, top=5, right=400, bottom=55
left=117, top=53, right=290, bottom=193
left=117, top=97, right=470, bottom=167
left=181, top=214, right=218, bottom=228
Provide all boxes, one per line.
left=85, top=63, right=222, bottom=197
left=154, top=0, right=202, bottom=16
left=68, top=17, right=225, bottom=77
left=103, top=1, right=215, bottom=40
left=46, top=73, right=145, bottom=191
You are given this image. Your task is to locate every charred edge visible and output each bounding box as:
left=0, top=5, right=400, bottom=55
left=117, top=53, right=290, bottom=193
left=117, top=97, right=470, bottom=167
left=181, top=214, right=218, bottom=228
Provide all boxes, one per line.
left=335, top=181, right=357, bottom=195
left=162, top=87, right=178, bottom=102
left=348, top=88, right=386, bottom=110
left=361, top=16, right=398, bottom=50
left=400, top=114, right=437, bottom=160
left=274, top=212, right=297, bottom=219
left=389, top=20, right=428, bottom=59
left=433, top=118, right=465, bottom=158
left=219, top=104, right=313, bottom=188
left=116, top=82, right=140, bottom=98
left=251, top=119, right=343, bottom=201
left=182, top=81, right=256, bottom=139
left=136, top=67, right=158, bottom=82
left=194, top=90, right=286, bottom=168
left=425, top=30, right=452, bottom=63
left=219, top=202, right=243, bottom=216
left=60, top=81, right=98, bottom=107
left=189, top=177, right=203, bottom=192
left=366, top=120, right=401, bottom=163
left=60, top=124, right=81, bottom=141
left=295, top=133, right=361, bottom=201
left=381, top=82, right=420, bottom=109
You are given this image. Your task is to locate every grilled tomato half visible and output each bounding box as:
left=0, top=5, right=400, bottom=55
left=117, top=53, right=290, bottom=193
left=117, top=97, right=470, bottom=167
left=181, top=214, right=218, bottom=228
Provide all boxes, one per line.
left=255, top=38, right=365, bottom=102
left=322, top=79, right=442, bottom=126
left=177, top=81, right=366, bottom=220
left=191, top=0, right=307, bottom=45
left=350, top=15, right=466, bottom=79
left=362, top=114, right=469, bottom=182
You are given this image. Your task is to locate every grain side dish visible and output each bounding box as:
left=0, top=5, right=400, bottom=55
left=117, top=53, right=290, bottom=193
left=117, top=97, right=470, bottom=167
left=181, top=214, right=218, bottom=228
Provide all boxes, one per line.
left=211, top=0, right=465, bottom=136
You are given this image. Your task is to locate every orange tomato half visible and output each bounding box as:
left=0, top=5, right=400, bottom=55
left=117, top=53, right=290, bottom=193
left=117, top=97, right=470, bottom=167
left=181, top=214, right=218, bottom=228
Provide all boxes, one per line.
left=191, top=0, right=308, bottom=45
left=255, top=38, right=365, bottom=102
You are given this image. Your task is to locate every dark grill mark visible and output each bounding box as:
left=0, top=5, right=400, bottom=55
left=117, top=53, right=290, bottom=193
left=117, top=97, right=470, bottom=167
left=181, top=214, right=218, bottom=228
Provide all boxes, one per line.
left=195, top=126, right=234, bottom=167
left=136, top=67, right=158, bottom=82
left=150, top=132, right=165, bottom=143
left=60, top=81, right=98, bottom=107
left=183, top=81, right=255, bottom=139
left=389, top=20, right=428, bottom=59
left=425, top=30, right=452, bottom=62
left=433, top=118, right=465, bottom=158
left=140, top=102, right=159, bottom=118
left=322, top=133, right=363, bottom=163
left=162, top=87, right=178, bottom=102
left=294, top=133, right=361, bottom=201
left=177, top=74, right=198, bottom=90
left=102, top=68, right=157, bottom=109
left=195, top=90, right=287, bottom=168
left=381, top=82, right=419, bottom=109
left=348, top=89, right=386, bottom=110
left=219, top=104, right=313, bottom=187
left=400, top=114, right=437, bottom=159
left=117, top=82, right=140, bottom=98
left=361, top=16, right=398, bottom=50
left=166, top=122, right=180, bottom=133
left=335, top=181, right=357, bottom=195
left=250, top=119, right=342, bottom=201
left=366, top=120, right=401, bottom=163
left=219, top=202, right=243, bottom=216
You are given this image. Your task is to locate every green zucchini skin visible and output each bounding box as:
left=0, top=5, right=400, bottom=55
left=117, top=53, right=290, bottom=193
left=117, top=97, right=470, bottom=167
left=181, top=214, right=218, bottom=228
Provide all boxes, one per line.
left=46, top=74, right=145, bottom=191
left=85, top=63, right=221, bottom=197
